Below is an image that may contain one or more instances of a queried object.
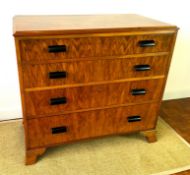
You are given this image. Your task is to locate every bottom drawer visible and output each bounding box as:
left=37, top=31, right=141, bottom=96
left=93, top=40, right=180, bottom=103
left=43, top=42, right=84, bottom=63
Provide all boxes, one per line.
left=27, top=103, right=159, bottom=148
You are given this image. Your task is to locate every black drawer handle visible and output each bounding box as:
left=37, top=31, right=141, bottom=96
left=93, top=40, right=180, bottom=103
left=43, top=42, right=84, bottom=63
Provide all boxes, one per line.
left=52, top=126, right=67, bottom=134
left=131, top=89, right=146, bottom=95
left=48, top=45, right=67, bottom=53
left=50, top=97, right=67, bottom=105
left=138, top=40, right=156, bottom=47
left=134, top=65, right=151, bottom=71
left=49, top=71, right=67, bottom=79
left=128, top=116, right=141, bottom=122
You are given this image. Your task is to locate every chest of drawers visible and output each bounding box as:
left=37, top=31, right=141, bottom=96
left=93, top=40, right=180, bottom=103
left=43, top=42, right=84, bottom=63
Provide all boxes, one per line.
left=13, top=14, right=178, bottom=165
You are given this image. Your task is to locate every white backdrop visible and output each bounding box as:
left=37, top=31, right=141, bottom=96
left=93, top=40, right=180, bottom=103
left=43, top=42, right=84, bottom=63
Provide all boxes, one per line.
left=0, top=0, right=190, bottom=120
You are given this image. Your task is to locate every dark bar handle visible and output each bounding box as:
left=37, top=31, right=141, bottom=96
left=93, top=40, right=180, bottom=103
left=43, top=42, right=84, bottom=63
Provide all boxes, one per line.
left=50, top=97, right=67, bottom=105
left=128, top=116, right=141, bottom=122
left=134, top=65, right=151, bottom=71
left=49, top=71, right=67, bottom=79
left=138, top=40, right=156, bottom=47
left=48, top=45, right=67, bottom=53
left=131, top=89, right=146, bottom=96
left=52, top=126, right=67, bottom=134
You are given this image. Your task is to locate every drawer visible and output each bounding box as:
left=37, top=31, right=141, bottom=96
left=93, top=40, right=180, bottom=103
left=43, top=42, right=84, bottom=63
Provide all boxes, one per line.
left=27, top=103, right=159, bottom=148
left=23, top=55, right=168, bottom=88
left=25, top=79, right=164, bottom=117
left=20, top=34, right=174, bottom=62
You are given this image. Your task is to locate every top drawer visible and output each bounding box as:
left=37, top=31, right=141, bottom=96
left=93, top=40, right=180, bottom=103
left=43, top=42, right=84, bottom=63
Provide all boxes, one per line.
left=20, top=34, right=174, bottom=62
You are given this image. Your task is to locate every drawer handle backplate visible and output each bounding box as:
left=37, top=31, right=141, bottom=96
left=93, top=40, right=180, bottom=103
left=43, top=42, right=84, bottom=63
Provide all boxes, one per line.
left=138, top=40, right=156, bottom=47
left=134, top=65, right=151, bottom=71
left=52, top=126, right=67, bottom=134
left=48, top=45, right=67, bottom=53
left=50, top=97, right=67, bottom=105
left=128, top=116, right=141, bottom=122
left=49, top=71, right=67, bottom=79
left=131, top=89, right=146, bottom=95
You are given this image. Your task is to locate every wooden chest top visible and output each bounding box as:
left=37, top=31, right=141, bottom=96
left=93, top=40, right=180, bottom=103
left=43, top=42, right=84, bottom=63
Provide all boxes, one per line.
left=13, top=14, right=177, bottom=36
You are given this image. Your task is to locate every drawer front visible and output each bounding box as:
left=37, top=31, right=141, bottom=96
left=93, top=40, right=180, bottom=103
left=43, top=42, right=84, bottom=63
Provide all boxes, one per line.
left=23, top=55, right=168, bottom=88
left=20, top=34, right=174, bottom=62
left=25, top=79, right=164, bottom=117
left=27, top=103, right=159, bottom=148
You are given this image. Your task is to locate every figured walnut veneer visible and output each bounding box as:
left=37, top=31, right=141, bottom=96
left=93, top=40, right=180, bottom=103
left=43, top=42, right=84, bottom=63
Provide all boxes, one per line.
left=25, top=79, right=164, bottom=117
left=27, top=103, right=159, bottom=149
left=20, top=34, right=173, bottom=62
left=23, top=55, right=168, bottom=88
left=13, top=14, right=178, bottom=164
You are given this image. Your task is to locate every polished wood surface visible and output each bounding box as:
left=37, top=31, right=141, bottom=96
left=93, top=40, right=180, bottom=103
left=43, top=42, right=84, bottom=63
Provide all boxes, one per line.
left=26, top=147, right=46, bottom=165
left=13, top=14, right=178, bottom=164
left=24, top=76, right=165, bottom=92
left=160, top=98, right=190, bottom=144
left=141, top=130, right=157, bottom=143
left=13, top=14, right=177, bottom=37
left=23, top=55, right=168, bottom=88
left=173, top=171, right=190, bottom=175
left=27, top=103, right=159, bottom=148
left=160, top=98, right=190, bottom=175
left=25, top=79, right=164, bottom=117
left=20, top=34, right=174, bottom=61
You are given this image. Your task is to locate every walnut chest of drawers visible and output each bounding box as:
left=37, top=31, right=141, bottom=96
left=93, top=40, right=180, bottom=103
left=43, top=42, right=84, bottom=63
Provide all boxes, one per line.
left=13, top=14, right=178, bottom=165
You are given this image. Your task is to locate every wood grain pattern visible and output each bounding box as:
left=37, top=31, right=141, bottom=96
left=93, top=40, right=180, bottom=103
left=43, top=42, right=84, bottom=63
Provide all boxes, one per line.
left=24, top=79, right=164, bottom=117
left=24, top=76, right=165, bottom=92
left=160, top=98, right=190, bottom=144
left=25, top=147, right=46, bottom=165
left=23, top=55, right=168, bottom=88
left=20, top=34, right=174, bottom=61
left=13, top=14, right=178, bottom=164
left=14, top=38, right=31, bottom=150
left=27, top=103, right=159, bottom=149
left=173, top=170, right=190, bottom=175
left=13, top=14, right=177, bottom=37
left=21, top=52, right=169, bottom=65
left=160, top=98, right=190, bottom=175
